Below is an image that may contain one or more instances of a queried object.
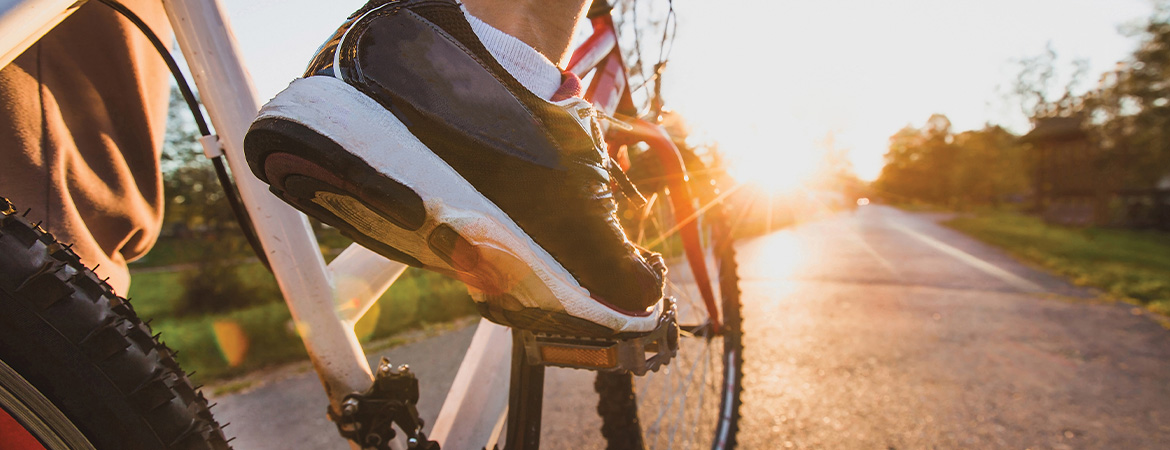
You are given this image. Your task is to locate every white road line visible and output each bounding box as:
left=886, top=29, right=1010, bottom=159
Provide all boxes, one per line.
left=888, top=221, right=1046, bottom=293
left=835, top=220, right=902, bottom=277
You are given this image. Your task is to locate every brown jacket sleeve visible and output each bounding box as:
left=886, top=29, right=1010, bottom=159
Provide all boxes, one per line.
left=0, top=0, right=173, bottom=295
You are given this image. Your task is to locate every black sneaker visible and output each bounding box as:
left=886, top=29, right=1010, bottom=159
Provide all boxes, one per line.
left=243, top=0, right=665, bottom=337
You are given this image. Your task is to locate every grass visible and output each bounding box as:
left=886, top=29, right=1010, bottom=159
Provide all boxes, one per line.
left=944, top=211, right=1170, bottom=315
left=127, top=262, right=477, bottom=381
left=123, top=228, right=482, bottom=380
left=892, top=201, right=1027, bottom=214
left=890, top=201, right=952, bottom=213
left=127, top=263, right=280, bottom=318
left=149, top=302, right=305, bottom=380
left=125, top=270, right=185, bottom=318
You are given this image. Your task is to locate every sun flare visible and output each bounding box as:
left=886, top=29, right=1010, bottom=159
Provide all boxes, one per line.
left=710, top=120, right=847, bottom=195
left=725, top=152, right=816, bottom=194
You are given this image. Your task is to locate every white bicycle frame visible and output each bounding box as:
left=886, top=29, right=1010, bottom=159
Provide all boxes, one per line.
left=0, top=0, right=513, bottom=448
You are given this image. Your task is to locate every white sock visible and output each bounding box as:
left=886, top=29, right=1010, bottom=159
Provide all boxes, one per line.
left=463, top=10, right=563, bottom=101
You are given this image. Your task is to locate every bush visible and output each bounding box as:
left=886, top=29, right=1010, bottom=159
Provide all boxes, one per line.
left=158, top=268, right=477, bottom=381
left=354, top=269, right=476, bottom=341
left=414, top=271, right=478, bottom=323
left=154, top=302, right=305, bottom=380
left=175, top=237, right=280, bottom=317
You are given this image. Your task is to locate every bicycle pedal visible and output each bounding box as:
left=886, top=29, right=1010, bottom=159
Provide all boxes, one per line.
left=517, top=298, right=678, bottom=376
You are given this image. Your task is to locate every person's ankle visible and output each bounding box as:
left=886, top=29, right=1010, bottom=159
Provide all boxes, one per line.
left=463, top=10, right=563, bottom=100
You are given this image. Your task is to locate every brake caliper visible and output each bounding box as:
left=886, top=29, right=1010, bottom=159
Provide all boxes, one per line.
left=330, top=358, right=440, bottom=450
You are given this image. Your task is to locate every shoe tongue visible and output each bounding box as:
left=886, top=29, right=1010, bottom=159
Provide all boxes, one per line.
left=551, top=71, right=584, bottom=102
left=551, top=71, right=608, bottom=166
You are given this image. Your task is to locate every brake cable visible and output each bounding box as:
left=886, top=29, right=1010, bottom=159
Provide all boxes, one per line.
left=95, top=0, right=271, bottom=271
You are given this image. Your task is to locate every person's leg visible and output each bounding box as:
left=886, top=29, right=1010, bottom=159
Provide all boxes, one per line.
left=461, top=0, right=590, bottom=67
left=0, top=0, right=172, bottom=294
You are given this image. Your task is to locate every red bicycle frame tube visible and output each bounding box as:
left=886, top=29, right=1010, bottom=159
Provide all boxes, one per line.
left=569, top=14, right=722, bottom=332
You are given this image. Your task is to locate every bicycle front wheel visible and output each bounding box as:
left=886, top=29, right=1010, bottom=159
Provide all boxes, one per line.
left=595, top=170, right=744, bottom=450
left=0, top=198, right=230, bottom=450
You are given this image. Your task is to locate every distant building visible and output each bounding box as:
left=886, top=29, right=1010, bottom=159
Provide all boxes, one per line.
left=1021, top=116, right=1169, bottom=230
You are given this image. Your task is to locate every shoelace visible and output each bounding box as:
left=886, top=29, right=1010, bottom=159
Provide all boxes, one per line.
left=590, top=110, right=646, bottom=209
left=569, top=100, right=647, bottom=210
left=593, top=108, right=634, bottom=131
left=607, top=159, right=647, bottom=209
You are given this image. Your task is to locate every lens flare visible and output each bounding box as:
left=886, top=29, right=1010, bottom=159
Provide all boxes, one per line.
left=212, top=320, right=249, bottom=367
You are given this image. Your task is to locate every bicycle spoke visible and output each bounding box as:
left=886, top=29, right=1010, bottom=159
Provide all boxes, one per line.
left=666, top=346, right=698, bottom=448
left=654, top=339, right=709, bottom=447
left=687, top=339, right=712, bottom=445
left=666, top=277, right=705, bottom=325
left=599, top=171, right=743, bottom=450
left=644, top=183, right=744, bottom=249
left=725, top=189, right=761, bottom=239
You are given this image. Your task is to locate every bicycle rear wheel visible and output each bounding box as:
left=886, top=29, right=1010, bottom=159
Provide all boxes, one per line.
left=595, top=156, right=744, bottom=449
left=0, top=198, right=230, bottom=450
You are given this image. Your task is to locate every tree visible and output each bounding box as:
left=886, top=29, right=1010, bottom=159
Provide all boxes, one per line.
left=161, top=88, right=236, bottom=236
left=876, top=116, right=1027, bottom=207
left=1011, top=10, right=1170, bottom=195
left=1089, top=16, right=1170, bottom=189
left=159, top=88, right=279, bottom=314
left=952, top=126, right=1028, bottom=206
left=876, top=114, right=961, bottom=205
left=1008, top=42, right=1089, bottom=121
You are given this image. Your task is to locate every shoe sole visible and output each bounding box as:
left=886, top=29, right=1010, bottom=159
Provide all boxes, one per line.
left=243, top=76, right=661, bottom=337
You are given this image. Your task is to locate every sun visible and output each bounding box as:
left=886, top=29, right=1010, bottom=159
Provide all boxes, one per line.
left=676, top=105, right=852, bottom=195
left=714, top=122, right=841, bottom=195
left=724, top=150, right=818, bottom=194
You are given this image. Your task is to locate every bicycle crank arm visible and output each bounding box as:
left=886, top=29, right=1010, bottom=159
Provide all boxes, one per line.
left=517, top=298, right=679, bottom=376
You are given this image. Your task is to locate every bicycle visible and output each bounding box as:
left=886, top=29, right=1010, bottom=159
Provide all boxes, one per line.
left=0, top=0, right=743, bottom=448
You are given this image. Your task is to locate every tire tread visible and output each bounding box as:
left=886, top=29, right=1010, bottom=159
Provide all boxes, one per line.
left=0, top=198, right=230, bottom=449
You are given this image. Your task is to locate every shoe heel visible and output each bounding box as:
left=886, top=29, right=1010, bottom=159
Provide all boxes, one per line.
left=427, top=224, right=479, bottom=272
left=244, top=117, right=430, bottom=266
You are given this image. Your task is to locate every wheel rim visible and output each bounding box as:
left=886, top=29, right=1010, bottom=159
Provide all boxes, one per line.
left=0, top=358, right=95, bottom=450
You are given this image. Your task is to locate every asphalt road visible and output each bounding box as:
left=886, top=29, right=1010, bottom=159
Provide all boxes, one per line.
left=208, top=205, right=1170, bottom=449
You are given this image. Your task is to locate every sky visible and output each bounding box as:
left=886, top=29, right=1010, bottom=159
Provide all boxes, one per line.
left=222, top=0, right=1156, bottom=186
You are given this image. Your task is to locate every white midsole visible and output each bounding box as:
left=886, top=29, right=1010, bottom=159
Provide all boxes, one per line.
left=256, top=76, right=661, bottom=333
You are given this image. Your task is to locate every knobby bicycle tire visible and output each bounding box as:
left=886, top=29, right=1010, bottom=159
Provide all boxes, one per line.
left=595, top=196, right=745, bottom=450
left=0, top=198, right=230, bottom=450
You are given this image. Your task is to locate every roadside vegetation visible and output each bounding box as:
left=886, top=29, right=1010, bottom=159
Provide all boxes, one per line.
left=872, top=10, right=1170, bottom=221
left=128, top=249, right=477, bottom=381
left=945, top=211, right=1170, bottom=315
left=872, top=9, right=1170, bottom=317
